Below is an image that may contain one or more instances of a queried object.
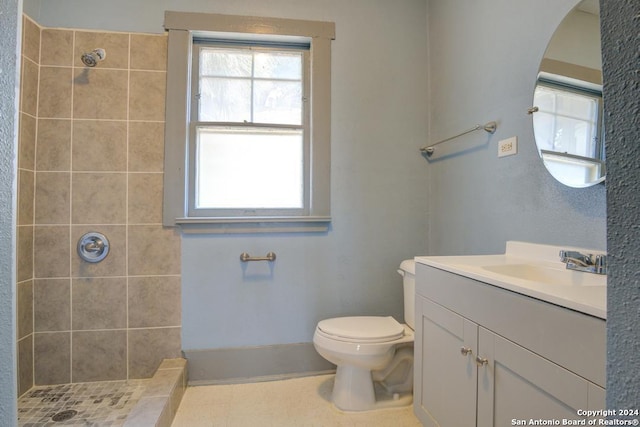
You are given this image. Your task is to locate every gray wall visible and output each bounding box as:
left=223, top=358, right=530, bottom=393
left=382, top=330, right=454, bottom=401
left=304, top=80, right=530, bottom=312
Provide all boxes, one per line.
left=7, top=0, right=638, bottom=413
left=426, top=0, right=606, bottom=256
left=601, top=0, right=640, bottom=409
left=27, top=0, right=431, bottom=351
left=0, top=0, right=20, bottom=423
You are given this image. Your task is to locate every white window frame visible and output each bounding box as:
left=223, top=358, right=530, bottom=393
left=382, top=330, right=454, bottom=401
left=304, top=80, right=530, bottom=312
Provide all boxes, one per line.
left=163, top=12, right=335, bottom=233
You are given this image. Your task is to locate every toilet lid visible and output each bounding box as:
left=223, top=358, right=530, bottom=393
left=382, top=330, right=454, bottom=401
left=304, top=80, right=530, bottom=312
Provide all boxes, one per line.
left=317, top=316, right=404, bottom=342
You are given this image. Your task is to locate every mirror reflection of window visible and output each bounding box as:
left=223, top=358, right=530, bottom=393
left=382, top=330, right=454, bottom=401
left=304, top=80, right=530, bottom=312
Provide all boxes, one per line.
left=532, top=0, right=605, bottom=188
left=533, top=80, right=602, bottom=159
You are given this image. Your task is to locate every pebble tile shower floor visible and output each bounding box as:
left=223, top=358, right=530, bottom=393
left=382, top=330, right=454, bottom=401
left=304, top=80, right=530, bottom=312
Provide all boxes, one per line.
left=18, top=379, right=149, bottom=426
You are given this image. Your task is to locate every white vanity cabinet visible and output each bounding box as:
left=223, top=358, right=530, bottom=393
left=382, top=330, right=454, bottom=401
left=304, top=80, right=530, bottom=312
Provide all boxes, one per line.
left=414, top=263, right=606, bottom=427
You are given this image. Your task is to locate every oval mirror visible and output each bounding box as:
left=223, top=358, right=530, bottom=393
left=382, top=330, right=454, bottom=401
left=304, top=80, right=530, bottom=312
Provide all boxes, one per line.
left=532, top=0, right=605, bottom=188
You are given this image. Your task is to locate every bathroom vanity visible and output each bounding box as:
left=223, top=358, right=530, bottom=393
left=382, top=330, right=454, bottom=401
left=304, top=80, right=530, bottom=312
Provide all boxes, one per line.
left=414, top=242, right=606, bottom=426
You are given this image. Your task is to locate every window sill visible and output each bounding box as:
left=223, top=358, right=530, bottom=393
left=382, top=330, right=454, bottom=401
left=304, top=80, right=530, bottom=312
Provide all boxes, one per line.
left=175, top=216, right=331, bottom=234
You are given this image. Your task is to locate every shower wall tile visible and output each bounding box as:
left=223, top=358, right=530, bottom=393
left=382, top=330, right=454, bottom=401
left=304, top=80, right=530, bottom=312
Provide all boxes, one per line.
left=25, top=23, right=181, bottom=385
left=71, top=172, right=126, bottom=224
left=35, top=172, right=70, bottom=224
left=41, top=29, right=73, bottom=67
left=129, top=121, right=165, bottom=172
left=36, top=119, right=72, bottom=171
left=34, top=332, right=71, bottom=385
left=38, top=66, right=73, bottom=118
left=17, top=280, right=33, bottom=340
left=128, top=327, right=181, bottom=379
left=128, top=276, right=181, bottom=328
left=129, top=71, right=167, bottom=121
left=128, top=173, right=163, bottom=224
left=20, top=59, right=39, bottom=117
left=18, top=169, right=34, bottom=226
left=34, top=225, right=70, bottom=278
left=22, top=16, right=40, bottom=64
left=72, top=120, right=127, bottom=171
left=17, top=225, right=33, bottom=283
left=72, top=277, right=127, bottom=330
left=71, top=225, right=126, bottom=277
left=72, top=330, right=127, bottom=382
left=130, top=34, right=167, bottom=71
left=18, top=336, right=34, bottom=396
left=19, top=113, right=36, bottom=171
left=34, top=278, right=71, bottom=332
left=128, top=226, right=181, bottom=276
left=73, top=69, right=128, bottom=119
left=74, top=31, right=130, bottom=69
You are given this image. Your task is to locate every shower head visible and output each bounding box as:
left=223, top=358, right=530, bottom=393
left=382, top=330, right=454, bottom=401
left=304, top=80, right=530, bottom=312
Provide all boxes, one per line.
left=81, top=48, right=106, bottom=67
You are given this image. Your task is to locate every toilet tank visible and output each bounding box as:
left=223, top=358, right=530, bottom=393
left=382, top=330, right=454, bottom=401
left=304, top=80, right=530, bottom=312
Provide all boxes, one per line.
left=398, top=259, right=416, bottom=330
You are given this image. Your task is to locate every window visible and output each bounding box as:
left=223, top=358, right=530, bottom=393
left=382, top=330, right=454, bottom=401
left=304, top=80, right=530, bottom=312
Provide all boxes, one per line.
left=191, top=44, right=308, bottom=215
left=533, top=77, right=605, bottom=187
left=163, top=12, right=335, bottom=233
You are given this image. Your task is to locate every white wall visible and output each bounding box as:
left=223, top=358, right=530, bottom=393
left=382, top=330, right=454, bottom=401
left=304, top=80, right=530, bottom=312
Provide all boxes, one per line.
left=545, top=8, right=602, bottom=70
left=425, top=0, right=606, bottom=256
left=28, top=0, right=430, bottom=350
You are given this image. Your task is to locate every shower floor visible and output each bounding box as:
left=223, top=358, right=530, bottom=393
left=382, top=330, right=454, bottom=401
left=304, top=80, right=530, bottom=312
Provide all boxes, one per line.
left=18, top=379, right=149, bottom=426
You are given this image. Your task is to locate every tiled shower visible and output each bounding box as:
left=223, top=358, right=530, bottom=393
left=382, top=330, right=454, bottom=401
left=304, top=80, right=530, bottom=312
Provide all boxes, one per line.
left=16, top=15, right=182, bottom=398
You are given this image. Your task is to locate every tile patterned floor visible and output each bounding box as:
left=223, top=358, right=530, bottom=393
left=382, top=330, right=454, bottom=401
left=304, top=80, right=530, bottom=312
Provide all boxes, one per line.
left=18, top=380, right=149, bottom=426
left=172, top=374, right=422, bottom=427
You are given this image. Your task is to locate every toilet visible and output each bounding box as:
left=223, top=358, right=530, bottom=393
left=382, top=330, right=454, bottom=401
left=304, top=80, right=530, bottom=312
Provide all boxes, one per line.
left=313, top=259, right=416, bottom=411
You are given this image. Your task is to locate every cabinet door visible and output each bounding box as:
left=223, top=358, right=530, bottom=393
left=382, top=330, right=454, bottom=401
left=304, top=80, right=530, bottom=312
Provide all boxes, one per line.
left=415, top=296, right=478, bottom=427
left=476, top=327, right=590, bottom=427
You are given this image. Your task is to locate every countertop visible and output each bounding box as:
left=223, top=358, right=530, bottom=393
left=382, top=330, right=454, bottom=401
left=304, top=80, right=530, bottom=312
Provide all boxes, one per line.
left=414, top=241, right=606, bottom=320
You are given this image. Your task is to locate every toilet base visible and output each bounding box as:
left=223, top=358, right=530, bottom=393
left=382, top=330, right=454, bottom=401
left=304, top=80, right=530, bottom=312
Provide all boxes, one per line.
left=331, top=365, right=413, bottom=412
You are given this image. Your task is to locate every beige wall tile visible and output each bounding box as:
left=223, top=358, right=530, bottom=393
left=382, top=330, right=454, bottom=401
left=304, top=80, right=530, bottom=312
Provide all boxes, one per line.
left=41, top=29, right=73, bottom=66
left=74, top=31, right=129, bottom=69
left=17, top=336, right=34, bottom=396
left=71, top=225, right=126, bottom=278
left=72, top=277, right=127, bottom=330
left=18, top=170, right=34, bottom=226
left=128, top=327, right=181, bottom=379
left=35, top=172, right=70, bottom=225
left=34, top=332, right=71, bottom=385
left=72, top=330, right=127, bottom=382
left=17, top=280, right=33, bottom=340
left=22, top=16, right=40, bottom=64
left=73, top=69, right=128, bottom=120
left=34, top=278, right=71, bottom=332
left=130, top=34, right=167, bottom=71
left=72, top=120, right=127, bottom=171
left=17, top=225, right=33, bottom=283
left=129, top=71, right=166, bottom=121
left=34, top=225, right=70, bottom=278
left=71, top=172, right=126, bottom=224
left=20, top=59, right=39, bottom=117
left=128, top=276, right=181, bottom=328
left=128, top=173, right=163, bottom=224
left=39, top=66, right=73, bottom=119
left=36, top=119, right=72, bottom=171
left=129, top=121, right=165, bottom=172
left=128, top=226, right=181, bottom=276
left=19, top=113, right=36, bottom=171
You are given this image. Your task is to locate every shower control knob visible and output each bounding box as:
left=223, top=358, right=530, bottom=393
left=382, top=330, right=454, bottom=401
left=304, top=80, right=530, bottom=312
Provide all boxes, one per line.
left=77, top=232, right=109, bottom=263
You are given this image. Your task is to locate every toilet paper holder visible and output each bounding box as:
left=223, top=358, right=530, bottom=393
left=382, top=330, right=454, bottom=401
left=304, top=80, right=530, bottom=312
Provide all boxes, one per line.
left=240, top=252, right=276, bottom=262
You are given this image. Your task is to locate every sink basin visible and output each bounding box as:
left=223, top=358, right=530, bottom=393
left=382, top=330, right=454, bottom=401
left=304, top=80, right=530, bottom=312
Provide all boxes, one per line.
left=482, top=263, right=606, bottom=287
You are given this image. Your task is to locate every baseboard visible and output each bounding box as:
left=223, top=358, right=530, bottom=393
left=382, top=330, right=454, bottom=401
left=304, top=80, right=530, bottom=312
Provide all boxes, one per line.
left=183, top=342, right=336, bottom=385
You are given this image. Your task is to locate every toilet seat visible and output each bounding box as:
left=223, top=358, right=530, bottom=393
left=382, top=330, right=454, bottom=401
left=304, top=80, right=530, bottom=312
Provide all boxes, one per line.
left=317, top=316, right=405, bottom=343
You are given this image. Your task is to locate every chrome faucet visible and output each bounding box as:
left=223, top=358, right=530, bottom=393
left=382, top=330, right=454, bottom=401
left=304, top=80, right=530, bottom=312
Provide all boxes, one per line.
left=559, top=250, right=607, bottom=275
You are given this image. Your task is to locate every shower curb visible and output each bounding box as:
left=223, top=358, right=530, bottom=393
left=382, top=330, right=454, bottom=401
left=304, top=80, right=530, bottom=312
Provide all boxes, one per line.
left=124, top=358, right=188, bottom=427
